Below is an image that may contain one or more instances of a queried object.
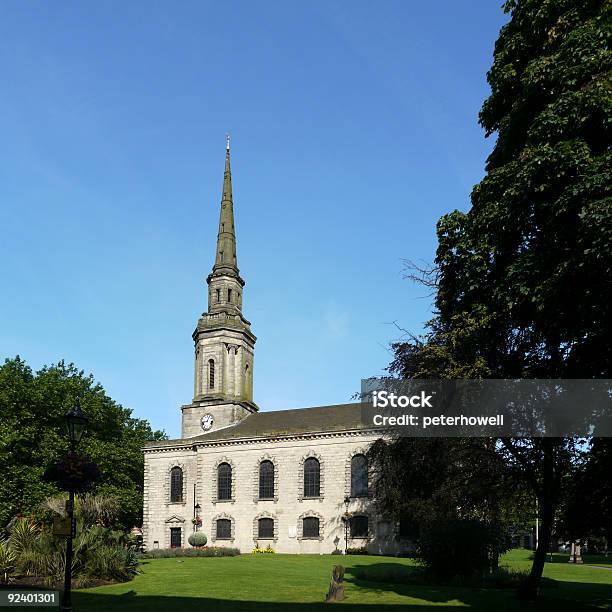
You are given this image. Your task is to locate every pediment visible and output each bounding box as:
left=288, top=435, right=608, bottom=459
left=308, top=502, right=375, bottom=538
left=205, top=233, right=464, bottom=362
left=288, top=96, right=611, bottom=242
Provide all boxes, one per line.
left=165, top=515, right=185, bottom=524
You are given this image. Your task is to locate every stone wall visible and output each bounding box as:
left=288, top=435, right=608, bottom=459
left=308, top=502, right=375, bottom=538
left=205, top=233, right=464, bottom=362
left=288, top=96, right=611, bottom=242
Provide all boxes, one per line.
left=143, top=432, right=408, bottom=555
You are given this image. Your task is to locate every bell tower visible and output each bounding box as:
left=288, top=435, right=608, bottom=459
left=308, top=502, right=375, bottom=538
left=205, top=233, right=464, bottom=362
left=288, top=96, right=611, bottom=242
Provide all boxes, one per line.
left=181, top=137, right=258, bottom=438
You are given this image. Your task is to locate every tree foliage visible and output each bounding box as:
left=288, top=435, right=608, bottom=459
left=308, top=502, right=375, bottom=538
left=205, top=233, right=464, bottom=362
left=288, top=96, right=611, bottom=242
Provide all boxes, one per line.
left=378, top=0, right=610, bottom=598
left=416, top=518, right=511, bottom=582
left=559, top=437, right=612, bottom=543
left=0, top=356, right=166, bottom=530
left=391, top=0, right=610, bottom=380
left=369, top=437, right=529, bottom=529
left=368, top=436, right=531, bottom=575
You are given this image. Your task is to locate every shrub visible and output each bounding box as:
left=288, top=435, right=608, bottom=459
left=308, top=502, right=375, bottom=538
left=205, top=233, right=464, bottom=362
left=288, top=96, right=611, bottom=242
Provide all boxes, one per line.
left=351, top=563, right=557, bottom=591
left=346, top=547, right=369, bottom=555
left=7, top=518, right=42, bottom=577
left=6, top=517, right=139, bottom=587
left=84, top=542, right=140, bottom=583
left=481, top=568, right=557, bottom=590
left=6, top=518, right=39, bottom=558
left=0, top=539, right=16, bottom=583
left=351, top=563, right=425, bottom=585
left=144, top=546, right=239, bottom=558
left=445, top=567, right=559, bottom=590
left=480, top=568, right=530, bottom=589
left=416, top=518, right=510, bottom=582
left=41, top=494, right=121, bottom=528
left=187, top=532, right=208, bottom=547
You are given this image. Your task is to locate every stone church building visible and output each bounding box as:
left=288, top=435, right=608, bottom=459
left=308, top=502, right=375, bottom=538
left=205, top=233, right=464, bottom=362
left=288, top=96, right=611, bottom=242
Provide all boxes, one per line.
left=143, top=141, right=404, bottom=554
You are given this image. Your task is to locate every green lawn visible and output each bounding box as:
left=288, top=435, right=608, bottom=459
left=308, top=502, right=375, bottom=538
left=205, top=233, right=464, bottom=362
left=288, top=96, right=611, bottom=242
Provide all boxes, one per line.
left=72, top=549, right=611, bottom=611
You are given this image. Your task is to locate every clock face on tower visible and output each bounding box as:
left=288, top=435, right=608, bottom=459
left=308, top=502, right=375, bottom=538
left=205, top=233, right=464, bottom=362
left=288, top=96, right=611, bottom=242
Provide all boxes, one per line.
left=201, top=414, right=214, bottom=431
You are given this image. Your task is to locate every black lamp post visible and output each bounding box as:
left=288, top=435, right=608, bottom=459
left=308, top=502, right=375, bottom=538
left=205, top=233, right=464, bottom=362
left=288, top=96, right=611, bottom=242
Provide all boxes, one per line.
left=193, top=482, right=201, bottom=532
left=61, top=397, right=88, bottom=612
left=343, top=496, right=350, bottom=555
left=65, top=397, right=88, bottom=451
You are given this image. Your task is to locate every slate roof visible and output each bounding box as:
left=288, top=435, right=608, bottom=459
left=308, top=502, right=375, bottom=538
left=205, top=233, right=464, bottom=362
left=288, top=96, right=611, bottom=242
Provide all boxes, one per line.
left=144, top=402, right=369, bottom=448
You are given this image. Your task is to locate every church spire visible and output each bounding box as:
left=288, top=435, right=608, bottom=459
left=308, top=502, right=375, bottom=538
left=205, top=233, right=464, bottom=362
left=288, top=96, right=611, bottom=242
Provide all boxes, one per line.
left=212, top=134, right=239, bottom=277
left=189, top=135, right=257, bottom=431
left=207, top=137, right=245, bottom=316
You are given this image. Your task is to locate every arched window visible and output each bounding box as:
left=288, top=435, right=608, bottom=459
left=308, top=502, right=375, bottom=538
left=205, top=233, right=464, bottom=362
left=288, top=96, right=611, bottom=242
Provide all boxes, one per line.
left=302, top=516, right=320, bottom=538
left=216, top=288, right=220, bottom=303
left=350, top=515, right=369, bottom=538
left=258, top=517, right=274, bottom=539
left=227, top=288, right=232, bottom=302
left=259, top=460, right=274, bottom=499
left=216, top=519, right=231, bottom=540
left=217, top=463, right=232, bottom=500
left=170, top=466, right=183, bottom=503
left=208, top=359, right=215, bottom=389
left=303, top=457, right=320, bottom=498
left=351, top=454, right=368, bottom=497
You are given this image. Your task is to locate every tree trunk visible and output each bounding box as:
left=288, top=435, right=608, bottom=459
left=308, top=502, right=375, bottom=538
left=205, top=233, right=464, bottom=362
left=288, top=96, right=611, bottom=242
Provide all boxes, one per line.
left=490, top=550, right=499, bottom=573
left=520, top=441, right=556, bottom=600
left=489, top=501, right=500, bottom=573
left=522, top=492, right=554, bottom=598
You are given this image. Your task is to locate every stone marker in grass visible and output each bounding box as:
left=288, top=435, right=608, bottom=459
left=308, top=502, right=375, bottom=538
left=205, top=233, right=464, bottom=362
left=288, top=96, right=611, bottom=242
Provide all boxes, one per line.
left=325, top=565, right=345, bottom=603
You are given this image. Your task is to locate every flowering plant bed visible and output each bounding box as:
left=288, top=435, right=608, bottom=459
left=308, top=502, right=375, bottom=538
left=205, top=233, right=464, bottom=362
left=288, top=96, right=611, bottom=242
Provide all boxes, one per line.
left=144, top=546, right=240, bottom=558
left=251, top=544, right=275, bottom=554
left=346, top=547, right=369, bottom=555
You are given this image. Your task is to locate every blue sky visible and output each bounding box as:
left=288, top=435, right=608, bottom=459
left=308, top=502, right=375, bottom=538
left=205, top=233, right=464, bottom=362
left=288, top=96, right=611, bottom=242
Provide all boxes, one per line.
left=1, top=1, right=508, bottom=438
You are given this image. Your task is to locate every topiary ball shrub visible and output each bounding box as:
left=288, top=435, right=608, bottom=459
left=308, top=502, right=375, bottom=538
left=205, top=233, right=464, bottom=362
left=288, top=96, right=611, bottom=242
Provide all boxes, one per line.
left=188, top=532, right=208, bottom=547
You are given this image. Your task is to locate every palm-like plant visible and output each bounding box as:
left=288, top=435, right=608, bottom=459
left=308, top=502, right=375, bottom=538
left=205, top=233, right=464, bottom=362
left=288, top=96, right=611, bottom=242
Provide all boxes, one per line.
left=41, top=494, right=120, bottom=527
left=78, top=495, right=121, bottom=527
left=7, top=518, right=41, bottom=576
left=6, top=518, right=39, bottom=556
left=0, top=539, right=16, bottom=583
left=6, top=506, right=139, bottom=587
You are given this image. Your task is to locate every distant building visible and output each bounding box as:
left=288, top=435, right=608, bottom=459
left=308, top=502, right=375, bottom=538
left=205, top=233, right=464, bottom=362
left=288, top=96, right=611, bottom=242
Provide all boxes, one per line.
left=142, top=141, right=404, bottom=554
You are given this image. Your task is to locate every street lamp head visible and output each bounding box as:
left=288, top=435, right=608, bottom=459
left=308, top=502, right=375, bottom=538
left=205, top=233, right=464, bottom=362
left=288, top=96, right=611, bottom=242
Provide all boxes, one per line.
left=64, top=397, right=89, bottom=446
left=343, top=496, right=350, bottom=509
left=194, top=503, right=201, bottom=511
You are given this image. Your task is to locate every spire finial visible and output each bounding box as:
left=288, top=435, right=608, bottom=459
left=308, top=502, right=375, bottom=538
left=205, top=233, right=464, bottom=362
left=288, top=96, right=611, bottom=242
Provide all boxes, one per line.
left=226, top=132, right=230, bottom=152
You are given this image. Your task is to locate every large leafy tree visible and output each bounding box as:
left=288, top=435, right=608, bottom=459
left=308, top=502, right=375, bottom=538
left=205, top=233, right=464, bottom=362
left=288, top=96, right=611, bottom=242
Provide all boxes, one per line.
left=383, top=0, right=611, bottom=599
left=0, top=357, right=166, bottom=530
left=368, top=436, right=532, bottom=571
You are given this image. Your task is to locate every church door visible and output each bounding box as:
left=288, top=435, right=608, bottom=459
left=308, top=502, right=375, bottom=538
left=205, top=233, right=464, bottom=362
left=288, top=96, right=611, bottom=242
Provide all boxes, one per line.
left=170, top=527, right=181, bottom=548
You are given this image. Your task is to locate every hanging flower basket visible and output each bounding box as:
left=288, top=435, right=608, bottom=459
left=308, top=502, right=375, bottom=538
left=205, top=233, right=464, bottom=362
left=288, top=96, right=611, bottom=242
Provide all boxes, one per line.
left=43, top=452, right=101, bottom=493
left=191, top=517, right=203, bottom=526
